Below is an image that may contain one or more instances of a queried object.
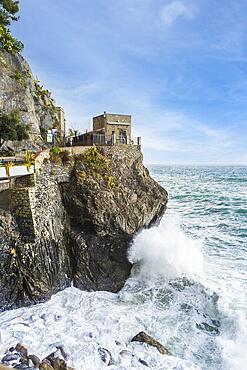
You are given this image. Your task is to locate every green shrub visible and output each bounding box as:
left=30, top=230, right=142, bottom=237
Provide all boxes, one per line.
left=49, top=146, right=61, bottom=164
left=11, top=68, right=30, bottom=87
left=0, top=109, right=30, bottom=147
left=82, top=145, right=109, bottom=176
left=50, top=146, right=61, bottom=155
left=0, top=0, right=20, bottom=26
left=33, top=80, right=56, bottom=114
left=78, top=146, right=116, bottom=190
left=0, top=24, right=23, bottom=53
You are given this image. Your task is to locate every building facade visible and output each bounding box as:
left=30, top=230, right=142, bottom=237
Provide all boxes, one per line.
left=72, top=112, right=141, bottom=147
left=93, top=113, right=131, bottom=144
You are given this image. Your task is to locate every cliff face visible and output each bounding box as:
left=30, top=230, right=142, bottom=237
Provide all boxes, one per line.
left=0, top=146, right=168, bottom=309
left=0, top=51, right=56, bottom=148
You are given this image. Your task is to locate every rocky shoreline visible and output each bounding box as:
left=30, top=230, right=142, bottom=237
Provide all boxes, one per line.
left=0, top=332, right=170, bottom=369
left=0, top=146, right=168, bottom=310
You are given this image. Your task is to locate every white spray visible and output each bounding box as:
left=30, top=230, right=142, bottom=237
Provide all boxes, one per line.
left=128, top=214, right=203, bottom=280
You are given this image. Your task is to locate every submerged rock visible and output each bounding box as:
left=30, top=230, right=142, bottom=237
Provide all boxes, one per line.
left=196, top=322, right=220, bottom=336
left=98, top=347, right=115, bottom=366
left=138, top=358, right=150, bottom=367
left=131, top=331, right=171, bottom=355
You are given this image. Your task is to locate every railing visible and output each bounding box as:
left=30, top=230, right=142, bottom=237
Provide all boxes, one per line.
left=72, top=132, right=141, bottom=147
left=92, top=134, right=141, bottom=146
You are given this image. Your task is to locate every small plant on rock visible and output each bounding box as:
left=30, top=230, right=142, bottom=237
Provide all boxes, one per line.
left=4, top=161, right=13, bottom=176
left=23, top=150, right=34, bottom=171
left=104, top=175, right=115, bottom=190
left=50, top=146, right=61, bottom=155
left=49, top=146, right=61, bottom=163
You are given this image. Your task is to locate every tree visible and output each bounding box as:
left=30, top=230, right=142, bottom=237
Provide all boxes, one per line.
left=68, top=128, right=80, bottom=137
left=0, top=1, right=23, bottom=53
left=0, top=0, right=19, bottom=26
left=0, top=109, right=30, bottom=147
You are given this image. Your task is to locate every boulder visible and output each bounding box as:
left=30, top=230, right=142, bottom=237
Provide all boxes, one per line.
left=131, top=331, right=170, bottom=355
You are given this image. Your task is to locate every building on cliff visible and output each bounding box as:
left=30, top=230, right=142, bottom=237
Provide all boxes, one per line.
left=72, top=112, right=141, bottom=146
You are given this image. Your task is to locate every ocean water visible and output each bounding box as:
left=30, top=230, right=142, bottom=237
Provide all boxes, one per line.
left=0, top=165, right=246, bottom=370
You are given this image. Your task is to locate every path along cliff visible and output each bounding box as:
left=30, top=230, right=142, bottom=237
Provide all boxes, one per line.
left=0, top=145, right=168, bottom=310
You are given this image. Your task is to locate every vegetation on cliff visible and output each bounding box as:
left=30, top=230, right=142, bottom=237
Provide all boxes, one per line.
left=77, top=146, right=116, bottom=190
left=0, top=109, right=30, bottom=146
left=0, top=1, right=59, bottom=146
left=0, top=1, right=23, bottom=53
left=0, top=0, right=19, bottom=26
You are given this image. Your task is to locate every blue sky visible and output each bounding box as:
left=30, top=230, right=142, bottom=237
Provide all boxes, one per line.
left=12, top=0, right=247, bottom=164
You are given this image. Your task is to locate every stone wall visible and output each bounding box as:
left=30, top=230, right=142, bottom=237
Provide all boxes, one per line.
left=3, top=146, right=143, bottom=241
left=9, top=187, right=36, bottom=241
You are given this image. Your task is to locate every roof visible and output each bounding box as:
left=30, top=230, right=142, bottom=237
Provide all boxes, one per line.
left=93, top=113, right=131, bottom=119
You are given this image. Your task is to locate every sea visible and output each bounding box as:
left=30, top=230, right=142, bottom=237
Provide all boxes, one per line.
left=0, top=165, right=246, bottom=370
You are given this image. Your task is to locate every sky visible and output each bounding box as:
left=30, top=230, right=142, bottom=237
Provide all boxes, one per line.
left=11, top=0, right=247, bottom=164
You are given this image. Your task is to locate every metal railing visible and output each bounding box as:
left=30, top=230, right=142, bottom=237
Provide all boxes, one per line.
left=72, top=133, right=141, bottom=147
left=93, top=134, right=141, bottom=146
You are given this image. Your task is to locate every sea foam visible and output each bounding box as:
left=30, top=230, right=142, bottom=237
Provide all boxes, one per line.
left=128, top=214, right=203, bottom=280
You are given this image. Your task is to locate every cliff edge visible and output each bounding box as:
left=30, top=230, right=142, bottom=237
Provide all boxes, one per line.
left=0, top=146, right=168, bottom=309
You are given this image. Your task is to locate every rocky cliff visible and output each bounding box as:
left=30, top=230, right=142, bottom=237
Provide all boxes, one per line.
left=0, top=146, right=168, bottom=310
left=0, top=51, right=57, bottom=148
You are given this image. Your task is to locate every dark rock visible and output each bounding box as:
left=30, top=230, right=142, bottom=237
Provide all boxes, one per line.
left=211, top=319, right=221, bottom=327
left=139, top=358, right=150, bottom=367
left=196, top=322, right=220, bottom=335
left=98, top=347, right=115, bottom=366
left=2, top=353, right=19, bottom=362
left=0, top=146, right=168, bottom=309
left=131, top=331, right=171, bottom=355
left=28, top=354, right=40, bottom=366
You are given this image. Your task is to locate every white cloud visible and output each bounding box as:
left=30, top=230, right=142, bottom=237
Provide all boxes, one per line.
left=160, top=1, right=195, bottom=27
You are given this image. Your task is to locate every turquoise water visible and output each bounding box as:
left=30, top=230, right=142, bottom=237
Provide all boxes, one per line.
left=148, top=165, right=247, bottom=369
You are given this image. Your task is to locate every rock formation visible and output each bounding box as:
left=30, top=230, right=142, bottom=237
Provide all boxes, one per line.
left=131, top=331, right=171, bottom=355
left=0, top=146, right=168, bottom=310
left=0, top=51, right=57, bottom=148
